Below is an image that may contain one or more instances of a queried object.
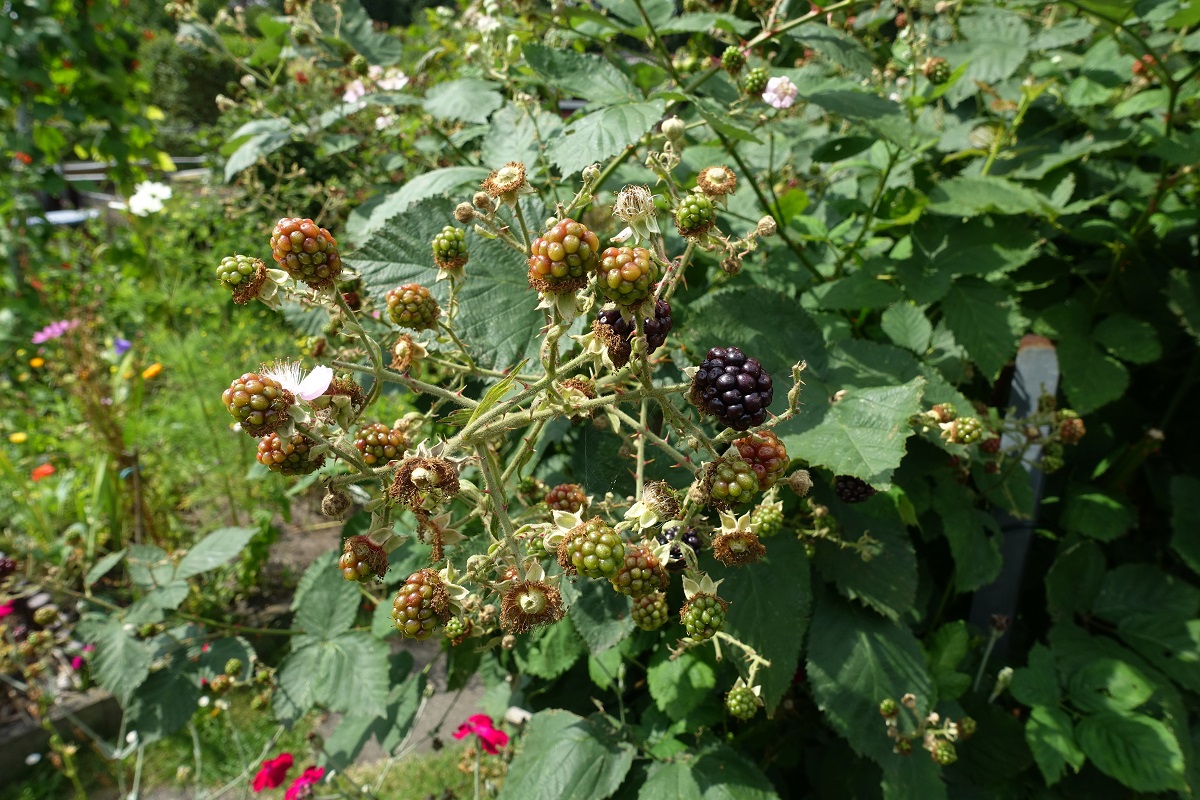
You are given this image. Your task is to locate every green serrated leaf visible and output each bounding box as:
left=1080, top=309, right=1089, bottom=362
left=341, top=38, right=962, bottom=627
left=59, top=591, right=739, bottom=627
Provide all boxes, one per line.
left=1026, top=705, right=1085, bottom=786
left=513, top=620, right=586, bottom=680
left=524, top=45, right=636, bottom=105
left=809, top=272, right=904, bottom=310
left=547, top=101, right=666, bottom=177
left=562, top=575, right=634, bottom=654
left=1045, top=540, right=1107, bottom=621
left=1061, top=486, right=1133, bottom=542
left=690, top=744, right=782, bottom=799
left=931, top=486, right=1002, bottom=592
left=1076, top=711, right=1188, bottom=792
left=647, top=648, right=717, bottom=722
left=293, top=555, right=360, bottom=639
left=716, top=536, right=811, bottom=712
left=482, top=103, right=563, bottom=169
left=323, top=672, right=425, bottom=770
left=942, top=8, right=1031, bottom=104
left=784, top=379, right=924, bottom=486
left=1092, top=563, right=1200, bottom=623
left=1171, top=475, right=1200, bottom=576
left=1167, top=268, right=1200, bottom=346
left=275, top=632, right=389, bottom=727
left=85, top=549, right=126, bottom=586
left=901, top=217, right=1039, bottom=304
left=925, top=621, right=971, bottom=700
left=806, top=590, right=935, bottom=764
left=1067, top=658, right=1154, bottom=714
left=940, top=278, right=1027, bottom=381
left=125, top=665, right=201, bottom=744
left=423, top=79, right=504, bottom=124
left=88, top=618, right=152, bottom=705
left=175, top=527, right=255, bottom=579
left=812, top=136, right=876, bottom=163
left=925, top=176, right=1047, bottom=217
left=1092, top=313, right=1162, bottom=365
left=1010, top=643, right=1061, bottom=708
left=346, top=168, right=491, bottom=242
left=814, top=494, right=917, bottom=620
left=323, top=0, right=402, bottom=65
left=497, top=710, right=635, bottom=800
left=640, top=761, right=703, bottom=800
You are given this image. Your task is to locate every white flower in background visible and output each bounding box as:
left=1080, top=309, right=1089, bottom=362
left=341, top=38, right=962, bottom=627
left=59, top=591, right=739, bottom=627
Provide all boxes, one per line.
left=345, top=66, right=408, bottom=104
left=375, top=67, right=408, bottom=92
left=477, top=15, right=501, bottom=34
left=342, top=79, right=368, bottom=104
left=263, top=360, right=334, bottom=401
left=375, top=111, right=396, bottom=131
left=126, top=181, right=172, bottom=216
left=25, top=753, right=42, bottom=766
left=762, top=76, right=798, bottom=109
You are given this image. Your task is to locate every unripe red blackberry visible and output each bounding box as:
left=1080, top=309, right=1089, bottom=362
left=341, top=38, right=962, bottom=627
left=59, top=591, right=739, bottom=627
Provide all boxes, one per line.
left=391, top=568, right=449, bottom=639
left=931, top=403, right=957, bottom=423
left=834, top=475, right=876, bottom=503
left=680, top=593, right=727, bottom=640
left=726, top=685, right=759, bottom=719
left=557, top=517, right=625, bottom=579
left=546, top=483, right=587, bottom=513
left=1058, top=410, right=1086, bottom=445
left=595, top=299, right=673, bottom=368
left=923, top=57, right=951, bottom=85
left=733, top=430, right=788, bottom=490
left=691, top=346, right=774, bottom=431
left=432, top=225, right=468, bottom=272
left=720, top=46, right=746, bottom=74
left=216, top=254, right=267, bottom=305
left=270, top=218, right=342, bottom=288
left=597, top=246, right=659, bottom=306
left=354, top=422, right=406, bottom=465
left=743, top=66, right=769, bottom=96
left=657, top=523, right=702, bottom=572
left=528, top=218, right=599, bottom=293
left=981, top=435, right=1001, bottom=454
left=386, top=283, right=440, bottom=331
left=223, top=372, right=291, bottom=436
left=674, top=192, right=716, bottom=238
left=256, top=432, right=325, bottom=475
left=609, top=544, right=670, bottom=597
left=709, top=457, right=759, bottom=506
left=339, top=535, right=388, bottom=582
left=632, top=592, right=669, bottom=630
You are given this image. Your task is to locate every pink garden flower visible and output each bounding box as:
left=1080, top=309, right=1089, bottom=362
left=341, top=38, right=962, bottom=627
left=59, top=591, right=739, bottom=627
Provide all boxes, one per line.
left=0, top=603, right=14, bottom=618
left=763, top=76, right=798, bottom=109
left=252, top=753, right=293, bottom=792
left=452, top=714, right=509, bottom=755
left=285, top=767, right=325, bottom=800
left=31, top=319, right=79, bottom=344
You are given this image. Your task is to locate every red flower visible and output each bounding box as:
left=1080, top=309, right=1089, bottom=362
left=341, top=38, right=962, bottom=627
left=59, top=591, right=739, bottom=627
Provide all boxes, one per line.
left=295, top=71, right=308, bottom=84
left=284, top=767, right=325, bottom=800
left=252, top=753, right=293, bottom=792
left=452, top=714, right=509, bottom=755
left=0, top=602, right=14, bottom=618
left=31, top=463, right=55, bottom=482
left=15, top=152, right=32, bottom=165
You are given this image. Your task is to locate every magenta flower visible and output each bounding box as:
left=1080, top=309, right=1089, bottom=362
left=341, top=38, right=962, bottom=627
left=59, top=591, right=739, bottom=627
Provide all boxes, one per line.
left=284, top=767, right=325, bottom=800
left=763, top=76, right=798, bottom=109
left=252, top=753, right=293, bottom=792
left=31, top=319, right=79, bottom=344
left=452, top=714, right=509, bottom=755
left=0, top=602, right=14, bottom=618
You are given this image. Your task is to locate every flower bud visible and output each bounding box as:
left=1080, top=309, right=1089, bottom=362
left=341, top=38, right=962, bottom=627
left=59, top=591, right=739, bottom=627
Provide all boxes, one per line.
left=661, top=116, right=686, bottom=142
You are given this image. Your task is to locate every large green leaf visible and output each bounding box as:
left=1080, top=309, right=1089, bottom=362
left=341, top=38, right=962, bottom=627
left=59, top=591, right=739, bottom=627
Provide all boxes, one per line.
left=175, top=526, right=255, bottom=579
left=562, top=575, right=634, bottom=654
left=640, top=762, right=703, bottom=800
left=925, top=622, right=971, bottom=701
left=293, top=554, right=360, bottom=639
left=346, top=167, right=491, bottom=242
left=814, top=498, right=918, bottom=620
left=684, top=286, right=828, bottom=377
left=690, top=744, right=781, bottom=800
left=1010, top=643, right=1061, bottom=708
left=124, top=666, right=201, bottom=744
left=925, top=176, right=1047, bottom=217
left=931, top=486, right=1002, bottom=592
left=1067, top=658, right=1154, bottom=714
left=1116, top=615, right=1200, bottom=694
left=646, top=647, right=717, bottom=722
left=806, top=591, right=935, bottom=764
left=901, top=217, right=1038, bottom=304
left=1040, top=300, right=1129, bottom=414
left=1076, top=711, right=1188, bottom=792
left=1061, top=486, right=1133, bottom=542
left=1171, top=475, right=1200, bottom=576
left=89, top=618, right=152, bottom=704
left=1026, top=706, right=1085, bottom=786
left=323, top=672, right=425, bottom=769
left=783, top=378, right=925, bottom=486
left=498, top=710, right=635, bottom=800
left=1091, top=563, right=1200, bottom=623
left=1044, top=540, right=1106, bottom=621
left=349, top=197, right=545, bottom=371
left=513, top=620, right=587, bottom=680
left=881, top=303, right=932, bottom=354
left=524, top=45, right=637, bottom=105
left=1092, top=313, right=1162, bottom=364
left=716, top=536, right=811, bottom=712
left=939, top=278, right=1026, bottom=381
left=316, top=0, right=402, bottom=66
left=482, top=103, right=563, bottom=171
left=274, top=632, right=390, bottom=726
left=423, top=79, right=504, bottom=124
left=547, top=101, right=666, bottom=177
left=942, top=8, right=1031, bottom=104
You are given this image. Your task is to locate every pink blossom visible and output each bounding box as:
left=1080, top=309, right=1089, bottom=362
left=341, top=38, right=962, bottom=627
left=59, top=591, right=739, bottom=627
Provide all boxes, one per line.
left=763, top=76, right=798, bottom=109
left=252, top=753, right=293, bottom=792
left=452, top=714, right=509, bottom=755
left=0, top=603, right=14, bottom=618
left=71, top=656, right=84, bottom=670
left=31, top=319, right=79, bottom=344
left=284, top=767, right=325, bottom=800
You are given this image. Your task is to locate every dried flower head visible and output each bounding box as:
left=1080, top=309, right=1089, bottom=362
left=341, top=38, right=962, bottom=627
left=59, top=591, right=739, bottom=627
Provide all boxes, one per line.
left=500, top=579, right=564, bottom=634
left=391, top=335, right=429, bottom=372
left=389, top=445, right=463, bottom=509
left=696, top=166, right=738, bottom=198
left=481, top=161, right=531, bottom=202
left=712, top=516, right=767, bottom=567
left=611, top=184, right=661, bottom=245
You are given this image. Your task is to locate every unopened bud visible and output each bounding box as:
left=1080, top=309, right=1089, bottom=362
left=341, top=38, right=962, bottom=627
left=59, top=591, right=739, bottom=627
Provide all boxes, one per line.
left=321, top=488, right=352, bottom=519
left=582, top=163, right=601, bottom=183
left=472, top=192, right=492, bottom=210
left=501, top=634, right=516, bottom=650
left=755, top=216, right=777, bottom=237
left=786, top=469, right=813, bottom=497
left=455, top=203, right=475, bottom=223
left=661, top=116, right=686, bottom=142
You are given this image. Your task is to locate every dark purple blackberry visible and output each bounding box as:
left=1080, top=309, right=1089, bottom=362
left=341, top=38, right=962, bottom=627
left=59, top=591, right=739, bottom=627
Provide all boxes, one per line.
left=657, top=522, right=702, bottom=572
left=597, top=299, right=674, bottom=354
left=834, top=475, right=876, bottom=503
left=0, top=556, right=15, bottom=580
left=690, top=346, right=773, bottom=431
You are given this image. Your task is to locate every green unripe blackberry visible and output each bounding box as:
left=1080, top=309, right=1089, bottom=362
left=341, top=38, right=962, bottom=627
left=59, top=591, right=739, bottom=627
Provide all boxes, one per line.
left=256, top=432, right=325, bottom=475
left=528, top=218, right=600, bottom=293
left=923, top=57, right=951, bottom=85
left=209, top=674, right=234, bottom=693
left=750, top=504, right=784, bottom=538
left=350, top=54, right=369, bottom=76
left=721, top=46, right=746, bottom=75
left=949, top=416, right=983, bottom=444
left=632, top=592, right=669, bottom=631
left=880, top=698, right=899, bottom=718
left=609, top=545, right=670, bottom=598
left=386, top=283, right=441, bottom=331
left=222, top=372, right=291, bottom=436
left=710, top=457, right=759, bottom=506
left=391, top=569, right=448, bottom=640
left=526, top=534, right=548, bottom=560
left=557, top=517, right=625, bottom=579
left=674, top=192, right=716, bottom=238
left=432, top=225, right=468, bottom=272
left=270, top=217, right=342, bottom=289
left=931, top=740, right=957, bottom=766
left=216, top=254, right=267, bottom=305
left=224, top=658, right=244, bottom=677
left=354, top=422, right=406, bottom=465
left=444, top=616, right=468, bottom=640
left=743, top=66, right=769, bottom=96
left=726, top=685, right=759, bottom=719
left=958, top=717, right=977, bottom=739
left=681, top=593, right=728, bottom=641
left=597, top=246, right=659, bottom=306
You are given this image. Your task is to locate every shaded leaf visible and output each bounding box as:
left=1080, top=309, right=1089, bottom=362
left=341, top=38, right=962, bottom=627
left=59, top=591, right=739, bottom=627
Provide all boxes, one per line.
left=497, top=710, right=635, bottom=800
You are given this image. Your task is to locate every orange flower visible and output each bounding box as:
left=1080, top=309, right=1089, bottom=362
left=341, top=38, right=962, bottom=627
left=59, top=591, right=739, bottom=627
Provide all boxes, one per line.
left=29, top=357, right=44, bottom=368
left=141, top=363, right=163, bottom=380
left=31, top=463, right=55, bottom=481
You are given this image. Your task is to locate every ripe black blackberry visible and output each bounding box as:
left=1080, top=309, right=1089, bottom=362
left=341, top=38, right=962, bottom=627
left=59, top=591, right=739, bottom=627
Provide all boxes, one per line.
left=690, top=346, right=773, bottom=431
left=597, top=299, right=673, bottom=354
left=657, top=523, right=702, bottom=572
left=834, top=475, right=877, bottom=503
